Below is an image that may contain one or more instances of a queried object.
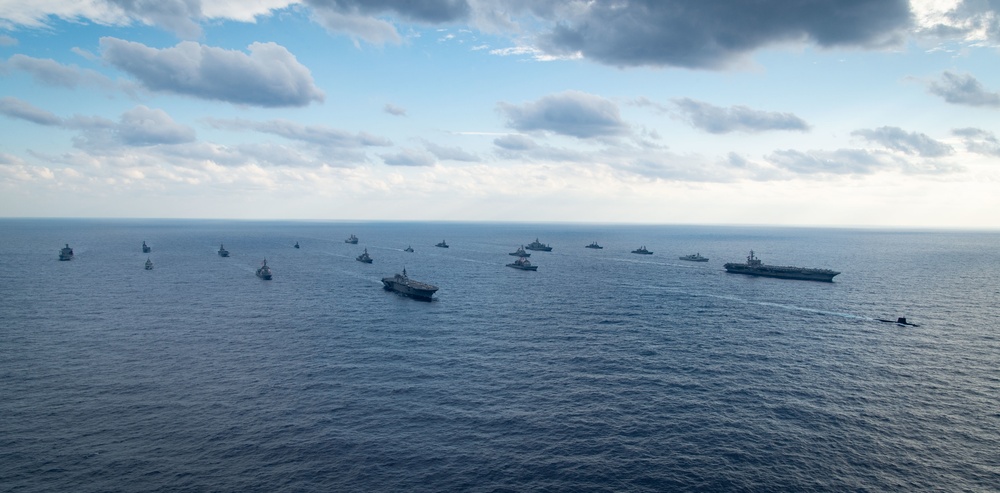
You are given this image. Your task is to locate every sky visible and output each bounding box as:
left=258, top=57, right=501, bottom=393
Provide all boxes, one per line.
left=1, top=0, right=999, bottom=228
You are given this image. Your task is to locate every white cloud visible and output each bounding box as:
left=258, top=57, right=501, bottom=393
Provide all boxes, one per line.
left=384, top=103, right=407, bottom=116
left=672, top=98, right=811, bottom=134
left=927, top=71, right=1000, bottom=108
left=497, top=90, right=629, bottom=139
left=117, top=105, right=196, bottom=146
left=100, top=38, right=325, bottom=107
left=852, top=126, right=954, bottom=157
left=0, top=97, right=63, bottom=126
left=380, top=147, right=436, bottom=167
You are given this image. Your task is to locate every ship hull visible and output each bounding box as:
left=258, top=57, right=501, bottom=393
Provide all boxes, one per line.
left=724, top=264, right=839, bottom=282
left=525, top=246, right=551, bottom=251
left=506, top=264, right=537, bottom=271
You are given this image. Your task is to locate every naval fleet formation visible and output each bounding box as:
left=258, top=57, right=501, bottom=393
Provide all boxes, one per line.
left=58, top=234, right=842, bottom=302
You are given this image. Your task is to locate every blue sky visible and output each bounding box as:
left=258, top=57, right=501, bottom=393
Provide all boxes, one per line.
left=1, top=0, right=999, bottom=227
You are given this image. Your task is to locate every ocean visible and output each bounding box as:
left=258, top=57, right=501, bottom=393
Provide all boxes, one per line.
left=2, top=219, right=998, bottom=492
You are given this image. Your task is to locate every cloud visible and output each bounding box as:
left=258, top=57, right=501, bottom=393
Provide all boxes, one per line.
left=765, top=148, right=901, bottom=175
left=423, top=141, right=479, bottom=161
left=307, top=0, right=470, bottom=23
left=0, top=99, right=195, bottom=148
left=380, top=147, right=436, bottom=166
left=106, top=0, right=204, bottom=39
left=927, top=71, right=1000, bottom=108
left=2, top=55, right=120, bottom=91
left=205, top=118, right=391, bottom=148
left=0, top=97, right=63, bottom=126
left=0, top=1, right=295, bottom=38
left=497, top=90, right=629, bottom=138
left=953, top=127, right=1000, bottom=156
left=672, top=98, right=810, bottom=134
left=100, top=37, right=325, bottom=107
left=851, top=126, right=954, bottom=157
left=305, top=0, right=470, bottom=44
left=384, top=103, right=407, bottom=116
left=493, top=134, right=537, bottom=151
left=917, top=0, right=1000, bottom=44
left=0, top=35, right=17, bottom=46
left=535, top=0, right=912, bottom=69
left=117, top=105, right=196, bottom=146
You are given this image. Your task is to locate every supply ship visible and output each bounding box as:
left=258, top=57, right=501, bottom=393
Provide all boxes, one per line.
left=724, top=250, right=839, bottom=282
left=59, top=243, right=74, bottom=261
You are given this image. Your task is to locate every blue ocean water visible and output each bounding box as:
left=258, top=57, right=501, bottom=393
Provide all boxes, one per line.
left=1, top=219, right=998, bottom=492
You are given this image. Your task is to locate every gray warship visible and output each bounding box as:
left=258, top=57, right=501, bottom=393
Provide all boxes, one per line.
left=525, top=238, right=552, bottom=251
left=506, top=257, right=537, bottom=271
left=632, top=246, right=652, bottom=255
left=724, top=250, right=840, bottom=282
left=509, top=246, right=530, bottom=257
left=145, top=258, right=153, bottom=270
left=218, top=244, right=229, bottom=257
left=679, top=253, right=708, bottom=262
left=382, top=268, right=438, bottom=301
left=356, top=248, right=373, bottom=263
left=586, top=241, right=603, bottom=249
left=345, top=234, right=359, bottom=244
left=59, top=243, right=74, bottom=261
left=256, top=259, right=272, bottom=280
left=142, top=241, right=151, bottom=253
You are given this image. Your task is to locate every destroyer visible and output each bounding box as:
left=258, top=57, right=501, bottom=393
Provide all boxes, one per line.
left=142, top=241, right=151, bottom=253
left=724, top=250, right=839, bottom=282
left=294, top=241, right=300, bottom=249
left=218, top=244, right=229, bottom=257
left=356, top=248, right=373, bottom=263
left=382, top=268, right=438, bottom=301
left=59, top=243, right=74, bottom=261
left=506, top=257, right=537, bottom=271
left=525, top=238, right=552, bottom=251
left=345, top=234, right=359, bottom=244
left=256, top=259, right=272, bottom=280
left=436, top=240, right=449, bottom=248
left=509, top=246, right=530, bottom=257
left=404, top=246, right=414, bottom=252
left=586, top=241, right=603, bottom=249
left=145, top=258, right=153, bottom=270
left=632, top=246, right=653, bottom=255
left=679, top=253, right=708, bottom=262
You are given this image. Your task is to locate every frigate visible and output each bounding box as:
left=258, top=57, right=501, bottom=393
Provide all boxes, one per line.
left=525, top=238, right=552, bottom=251
left=506, top=257, right=538, bottom=271
left=679, top=253, right=708, bottom=262
left=256, top=259, right=272, bottom=280
left=356, top=248, right=373, bottom=263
